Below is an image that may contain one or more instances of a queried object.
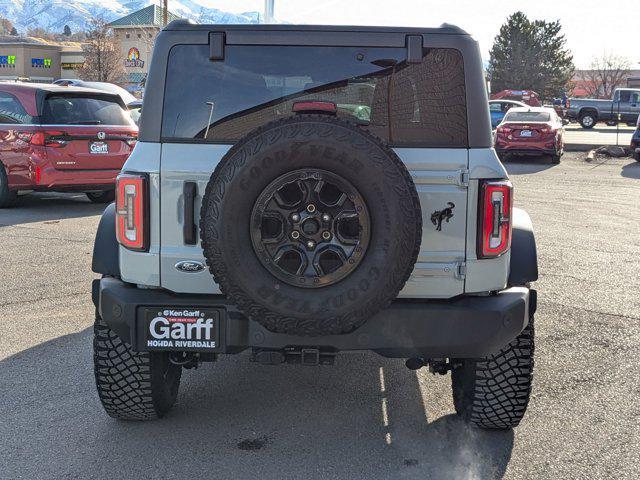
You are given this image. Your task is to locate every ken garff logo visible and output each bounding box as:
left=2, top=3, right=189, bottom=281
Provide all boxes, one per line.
left=431, top=202, right=455, bottom=231
left=97, top=131, right=106, bottom=140
left=175, top=260, right=205, bottom=273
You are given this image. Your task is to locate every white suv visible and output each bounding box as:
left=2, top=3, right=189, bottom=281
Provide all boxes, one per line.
left=91, top=22, right=538, bottom=429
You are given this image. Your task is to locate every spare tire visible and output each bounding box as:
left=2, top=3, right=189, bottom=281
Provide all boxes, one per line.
left=200, top=115, right=421, bottom=335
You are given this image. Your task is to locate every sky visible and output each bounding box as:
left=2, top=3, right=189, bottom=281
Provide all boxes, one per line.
left=198, top=0, right=640, bottom=69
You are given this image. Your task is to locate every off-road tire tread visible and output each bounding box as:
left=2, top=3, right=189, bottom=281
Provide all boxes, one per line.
left=452, top=315, right=534, bottom=429
left=93, top=313, right=181, bottom=420
left=200, top=115, right=422, bottom=335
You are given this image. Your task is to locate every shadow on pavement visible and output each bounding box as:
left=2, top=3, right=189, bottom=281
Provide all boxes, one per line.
left=0, top=192, right=106, bottom=227
left=504, top=155, right=559, bottom=175
left=0, top=329, right=514, bottom=480
left=621, top=160, right=640, bottom=179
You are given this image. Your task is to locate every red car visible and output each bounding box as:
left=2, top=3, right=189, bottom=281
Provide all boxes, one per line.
left=490, top=89, right=542, bottom=107
left=0, top=83, right=137, bottom=207
left=494, top=107, right=566, bottom=163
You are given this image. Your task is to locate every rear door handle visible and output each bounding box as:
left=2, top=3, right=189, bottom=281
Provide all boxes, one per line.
left=183, top=182, right=198, bottom=245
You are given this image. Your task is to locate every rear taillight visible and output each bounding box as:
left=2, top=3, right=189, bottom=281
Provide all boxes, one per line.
left=497, top=126, right=512, bottom=135
left=124, top=133, right=138, bottom=148
left=27, top=130, right=67, bottom=148
left=478, top=180, right=513, bottom=258
left=116, top=173, right=148, bottom=251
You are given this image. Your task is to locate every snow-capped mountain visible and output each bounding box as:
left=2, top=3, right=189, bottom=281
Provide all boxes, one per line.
left=0, top=0, right=261, bottom=34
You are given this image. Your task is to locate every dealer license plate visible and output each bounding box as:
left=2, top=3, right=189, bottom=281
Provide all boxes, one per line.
left=142, top=307, right=220, bottom=351
left=89, top=141, right=109, bottom=154
left=519, top=130, right=532, bottom=137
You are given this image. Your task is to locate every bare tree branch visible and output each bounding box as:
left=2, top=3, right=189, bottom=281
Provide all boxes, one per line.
left=581, top=53, right=631, bottom=98
left=77, top=18, right=125, bottom=84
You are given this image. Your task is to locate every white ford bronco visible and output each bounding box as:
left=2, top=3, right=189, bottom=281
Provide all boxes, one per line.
left=91, top=22, right=538, bottom=429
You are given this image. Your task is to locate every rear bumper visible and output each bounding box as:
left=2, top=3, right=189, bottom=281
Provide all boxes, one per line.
left=94, top=277, right=535, bottom=359
left=34, top=166, right=119, bottom=190
left=496, top=146, right=557, bottom=156
left=495, top=137, right=558, bottom=156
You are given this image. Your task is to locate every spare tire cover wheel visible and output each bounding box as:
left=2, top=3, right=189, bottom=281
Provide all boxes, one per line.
left=200, top=116, right=422, bottom=336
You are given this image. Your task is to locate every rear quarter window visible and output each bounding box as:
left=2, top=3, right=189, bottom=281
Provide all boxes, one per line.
left=41, top=94, right=134, bottom=126
left=0, top=92, right=32, bottom=124
left=161, top=45, right=467, bottom=147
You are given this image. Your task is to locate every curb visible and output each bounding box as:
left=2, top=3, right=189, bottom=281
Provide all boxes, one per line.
left=565, top=143, right=630, bottom=152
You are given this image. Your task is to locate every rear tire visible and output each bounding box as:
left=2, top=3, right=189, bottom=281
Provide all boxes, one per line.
left=551, top=151, right=562, bottom=164
left=93, top=312, right=182, bottom=420
left=451, top=314, right=535, bottom=429
left=579, top=112, right=597, bottom=129
left=634, top=151, right=640, bottom=162
left=86, top=191, right=115, bottom=204
left=0, top=163, right=18, bottom=208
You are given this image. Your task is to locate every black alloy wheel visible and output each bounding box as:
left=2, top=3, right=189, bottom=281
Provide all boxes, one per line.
left=251, top=169, right=370, bottom=288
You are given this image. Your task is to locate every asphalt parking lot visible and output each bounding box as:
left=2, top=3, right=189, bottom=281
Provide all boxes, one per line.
left=1, top=152, right=639, bottom=480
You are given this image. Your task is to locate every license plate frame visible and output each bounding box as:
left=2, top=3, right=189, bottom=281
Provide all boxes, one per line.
left=139, top=307, right=221, bottom=352
left=89, top=141, right=109, bottom=154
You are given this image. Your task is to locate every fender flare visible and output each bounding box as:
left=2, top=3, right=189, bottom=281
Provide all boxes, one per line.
left=578, top=107, right=598, bottom=119
left=92, top=203, right=120, bottom=278
left=508, top=207, right=538, bottom=287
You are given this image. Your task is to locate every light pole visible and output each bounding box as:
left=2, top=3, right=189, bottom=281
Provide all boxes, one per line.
left=163, top=0, right=168, bottom=26
left=264, top=0, right=275, bottom=24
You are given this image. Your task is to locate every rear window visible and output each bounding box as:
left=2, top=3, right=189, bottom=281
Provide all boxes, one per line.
left=41, top=94, right=134, bottom=126
left=503, top=111, right=550, bottom=122
left=162, top=45, right=467, bottom=147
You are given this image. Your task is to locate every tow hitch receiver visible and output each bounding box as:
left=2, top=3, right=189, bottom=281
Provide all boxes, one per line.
left=405, top=357, right=461, bottom=374
left=251, top=347, right=335, bottom=366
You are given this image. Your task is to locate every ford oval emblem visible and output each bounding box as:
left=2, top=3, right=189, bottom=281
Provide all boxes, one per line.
left=175, top=261, right=205, bottom=273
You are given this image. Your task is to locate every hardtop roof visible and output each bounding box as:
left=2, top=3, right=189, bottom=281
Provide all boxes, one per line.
left=163, top=20, right=468, bottom=35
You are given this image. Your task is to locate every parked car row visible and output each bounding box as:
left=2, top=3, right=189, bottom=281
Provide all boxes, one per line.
left=0, top=82, right=139, bottom=207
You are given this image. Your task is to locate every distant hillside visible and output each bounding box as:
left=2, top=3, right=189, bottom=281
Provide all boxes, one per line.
left=0, top=0, right=260, bottom=35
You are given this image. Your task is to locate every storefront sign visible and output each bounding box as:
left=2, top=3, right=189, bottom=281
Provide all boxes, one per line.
left=0, top=55, right=16, bottom=68
left=61, top=62, right=84, bottom=70
left=32, top=58, right=52, bottom=68
left=124, top=47, right=144, bottom=68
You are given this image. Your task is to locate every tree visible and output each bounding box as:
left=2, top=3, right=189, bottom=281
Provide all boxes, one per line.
left=77, top=18, right=125, bottom=83
left=63, top=24, right=71, bottom=36
left=0, top=17, right=14, bottom=35
left=580, top=54, right=631, bottom=98
left=488, top=12, right=574, bottom=100
left=10, top=27, right=17, bottom=36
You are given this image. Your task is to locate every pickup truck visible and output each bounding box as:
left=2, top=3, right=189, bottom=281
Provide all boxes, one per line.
left=567, top=88, right=640, bottom=129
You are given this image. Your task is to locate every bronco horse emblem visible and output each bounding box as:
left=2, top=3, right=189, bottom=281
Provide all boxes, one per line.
left=431, top=202, right=455, bottom=231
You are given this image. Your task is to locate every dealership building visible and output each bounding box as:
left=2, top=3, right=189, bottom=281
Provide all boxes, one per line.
left=108, top=5, right=180, bottom=89
left=0, top=4, right=179, bottom=86
left=0, top=39, right=85, bottom=82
